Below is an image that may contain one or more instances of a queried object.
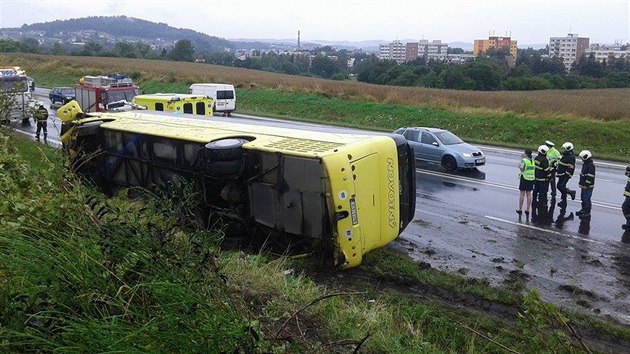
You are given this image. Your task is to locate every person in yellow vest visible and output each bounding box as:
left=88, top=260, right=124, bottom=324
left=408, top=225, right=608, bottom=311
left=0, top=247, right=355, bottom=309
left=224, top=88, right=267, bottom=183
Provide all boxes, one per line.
left=545, top=140, right=561, bottom=197
left=623, top=166, right=630, bottom=230
left=517, top=148, right=535, bottom=218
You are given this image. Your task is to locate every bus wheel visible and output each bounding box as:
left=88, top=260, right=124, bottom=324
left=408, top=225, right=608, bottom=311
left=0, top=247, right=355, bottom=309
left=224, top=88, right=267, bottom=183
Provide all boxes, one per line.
left=205, top=138, right=247, bottom=161
left=205, top=138, right=248, bottom=176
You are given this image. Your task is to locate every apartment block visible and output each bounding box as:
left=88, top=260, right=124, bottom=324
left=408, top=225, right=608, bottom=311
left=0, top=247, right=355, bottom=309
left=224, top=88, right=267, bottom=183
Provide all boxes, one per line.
left=421, top=39, right=448, bottom=61
left=378, top=40, right=406, bottom=63
left=584, top=43, right=630, bottom=63
left=548, top=33, right=590, bottom=71
left=473, top=36, right=517, bottom=57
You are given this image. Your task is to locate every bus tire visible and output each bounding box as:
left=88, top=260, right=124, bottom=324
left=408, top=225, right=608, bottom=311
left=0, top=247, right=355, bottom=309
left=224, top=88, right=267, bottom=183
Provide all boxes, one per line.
left=207, top=160, right=242, bottom=176
left=205, top=138, right=247, bottom=161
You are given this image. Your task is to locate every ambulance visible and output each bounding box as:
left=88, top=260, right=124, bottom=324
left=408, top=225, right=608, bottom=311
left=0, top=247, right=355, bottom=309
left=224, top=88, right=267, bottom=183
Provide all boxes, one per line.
left=132, top=93, right=214, bottom=116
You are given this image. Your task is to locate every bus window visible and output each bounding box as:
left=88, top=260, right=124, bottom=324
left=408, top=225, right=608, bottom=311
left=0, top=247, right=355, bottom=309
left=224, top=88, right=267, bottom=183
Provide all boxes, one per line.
left=183, top=143, right=200, bottom=167
left=155, top=102, right=164, bottom=111
left=195, top=102, right=206, bottom=115
left=153, top=140, right=177, bottom=163
left=183, top=103, right=193, bottom=114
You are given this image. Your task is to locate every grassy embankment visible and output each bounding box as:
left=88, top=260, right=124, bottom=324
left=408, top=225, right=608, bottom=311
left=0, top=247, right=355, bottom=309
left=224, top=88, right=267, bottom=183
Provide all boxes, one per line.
left=2, top=130, right=630, bottom=353
left=7, top=53, right=630, bottom=160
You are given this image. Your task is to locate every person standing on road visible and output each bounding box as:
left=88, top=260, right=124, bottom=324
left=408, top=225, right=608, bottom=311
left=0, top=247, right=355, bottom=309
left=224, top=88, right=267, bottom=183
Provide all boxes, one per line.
left=517, top=148, right=535, bottom=218
left=556, top=142, right=576, bottom=208
left=533, top=145, right=551, bottom=207
left=34, top=103, right=49, bottom=142
left=623, top=166, right=630, bottom=230
left=546, top=141, right=561, bottom=197
left=576, top=150, right=595, bottom=217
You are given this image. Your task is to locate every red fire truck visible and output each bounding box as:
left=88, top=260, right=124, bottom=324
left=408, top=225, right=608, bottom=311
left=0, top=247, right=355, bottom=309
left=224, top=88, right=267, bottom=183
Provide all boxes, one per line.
left=74, top=74, right=140, bottom=113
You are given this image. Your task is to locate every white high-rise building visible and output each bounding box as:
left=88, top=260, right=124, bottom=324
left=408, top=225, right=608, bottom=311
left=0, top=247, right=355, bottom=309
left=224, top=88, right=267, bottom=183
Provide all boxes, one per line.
left=378, top=40, right=406, bottom=64
left=548, top=33, right=590, bottom=71
left=584, top=43, right=630, bottom=63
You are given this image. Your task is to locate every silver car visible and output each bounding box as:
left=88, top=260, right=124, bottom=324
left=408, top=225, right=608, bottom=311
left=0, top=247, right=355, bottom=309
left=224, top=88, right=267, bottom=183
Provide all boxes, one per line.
left=394, top=127, right=485, bottom=171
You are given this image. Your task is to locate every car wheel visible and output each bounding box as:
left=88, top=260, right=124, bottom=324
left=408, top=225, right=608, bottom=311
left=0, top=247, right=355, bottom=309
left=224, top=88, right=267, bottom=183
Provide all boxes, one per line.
left=442, top=155, right=457, bottom=171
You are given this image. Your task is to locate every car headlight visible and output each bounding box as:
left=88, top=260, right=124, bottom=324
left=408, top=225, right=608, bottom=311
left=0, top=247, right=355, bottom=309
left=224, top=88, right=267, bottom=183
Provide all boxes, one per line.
left=462, top=153, right=472, bottom=158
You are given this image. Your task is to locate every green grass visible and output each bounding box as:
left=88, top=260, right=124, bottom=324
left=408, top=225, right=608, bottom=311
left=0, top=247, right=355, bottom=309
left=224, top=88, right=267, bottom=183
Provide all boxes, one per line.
left=5, top=130, right=630, bottom=352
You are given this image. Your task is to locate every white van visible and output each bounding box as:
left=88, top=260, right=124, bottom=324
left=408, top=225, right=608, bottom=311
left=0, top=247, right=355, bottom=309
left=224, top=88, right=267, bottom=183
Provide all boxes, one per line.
left=188, top=83, right=236, bottom=116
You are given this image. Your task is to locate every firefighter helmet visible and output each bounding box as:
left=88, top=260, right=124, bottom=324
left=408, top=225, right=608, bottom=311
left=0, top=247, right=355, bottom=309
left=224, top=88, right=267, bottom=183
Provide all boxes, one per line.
left=562, top=142, right=574, bottom=152
left=538, top=145, right=549, bottom=155
left=578, top=150, right=592, bottom=160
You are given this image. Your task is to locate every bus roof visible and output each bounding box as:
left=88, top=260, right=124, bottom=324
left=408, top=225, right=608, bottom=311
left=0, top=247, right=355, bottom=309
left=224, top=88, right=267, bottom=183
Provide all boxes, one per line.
left=91, top=111, right=381, bottom=158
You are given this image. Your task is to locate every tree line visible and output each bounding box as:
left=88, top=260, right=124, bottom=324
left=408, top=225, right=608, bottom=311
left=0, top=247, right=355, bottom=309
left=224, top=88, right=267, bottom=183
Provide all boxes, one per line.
left=355, top=47, right=630, bottom=90
left=3, top=37, right=630, bottom=90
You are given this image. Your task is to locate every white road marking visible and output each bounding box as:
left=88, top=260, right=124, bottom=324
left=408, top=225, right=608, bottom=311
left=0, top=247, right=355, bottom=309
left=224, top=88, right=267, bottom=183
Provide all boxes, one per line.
left=418, top=168, right=621, bottom=211
left=484, top=215, right=606, bottom=245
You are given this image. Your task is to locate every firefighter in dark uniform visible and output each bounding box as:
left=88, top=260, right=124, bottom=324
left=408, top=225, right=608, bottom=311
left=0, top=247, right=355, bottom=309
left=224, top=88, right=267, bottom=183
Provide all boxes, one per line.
left=34, top=103, right=49, bottom=142
left=576, top=150, right=595, bottom=217
left=556, top=142, right=576, bottom=208
left=623, top=166, right=630, bottom=230
left=533, top=144, right=551, bottom=207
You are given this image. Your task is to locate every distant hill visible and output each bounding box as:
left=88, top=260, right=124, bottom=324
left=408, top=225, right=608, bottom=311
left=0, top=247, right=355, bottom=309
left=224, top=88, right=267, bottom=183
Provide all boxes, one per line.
left=5, top=16, right=233, bottom=52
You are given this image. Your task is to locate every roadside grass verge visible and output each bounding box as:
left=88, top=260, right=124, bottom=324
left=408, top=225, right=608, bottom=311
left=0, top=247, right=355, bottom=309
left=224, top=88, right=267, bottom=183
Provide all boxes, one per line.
left=3, top=131, right=630, bottom=352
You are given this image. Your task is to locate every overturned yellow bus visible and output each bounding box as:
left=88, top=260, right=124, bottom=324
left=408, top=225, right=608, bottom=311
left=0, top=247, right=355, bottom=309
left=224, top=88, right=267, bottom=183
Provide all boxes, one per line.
left=58, top=101, right=416, bottom=268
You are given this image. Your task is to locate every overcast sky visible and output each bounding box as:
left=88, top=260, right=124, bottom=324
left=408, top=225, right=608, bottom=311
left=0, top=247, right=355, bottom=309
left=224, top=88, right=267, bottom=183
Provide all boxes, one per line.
left=0, top=0, right=628, bottom=45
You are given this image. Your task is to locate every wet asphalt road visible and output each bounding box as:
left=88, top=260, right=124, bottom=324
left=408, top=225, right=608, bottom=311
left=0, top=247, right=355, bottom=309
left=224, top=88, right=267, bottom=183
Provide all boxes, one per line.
left=13, top=88, right=630, bottom=324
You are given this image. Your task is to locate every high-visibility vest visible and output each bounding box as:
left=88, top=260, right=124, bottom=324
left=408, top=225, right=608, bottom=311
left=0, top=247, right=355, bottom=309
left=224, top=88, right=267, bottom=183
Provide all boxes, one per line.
left=547, top=147, right=561, bottom=164
left=521, top=158, right=535, bottom=181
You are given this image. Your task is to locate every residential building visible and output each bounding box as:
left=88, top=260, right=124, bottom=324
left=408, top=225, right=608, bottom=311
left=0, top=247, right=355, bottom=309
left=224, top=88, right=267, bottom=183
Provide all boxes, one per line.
left=584, top=43, right=630, bottom=63
left=405, top=42, right=418, bottom=62
left=473, top=36, right=517, bottom=57
left=548, top=33, right=590, bottom=71
left=378, top=40, right=406, bottom=63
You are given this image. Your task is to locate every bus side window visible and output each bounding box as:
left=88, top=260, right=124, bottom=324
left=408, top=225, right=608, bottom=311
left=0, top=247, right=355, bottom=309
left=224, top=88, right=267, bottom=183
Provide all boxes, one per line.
left=183, top=103, right=193, bottom=114
left=122, top=133, right=140, bottom=157
left=105, top=131, right=123, bottom=152
left=153, top=140, right=177, bottom=163
left=183, top=143, right=200, bottom=167
left=155, top=102, right=164, bottom=111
